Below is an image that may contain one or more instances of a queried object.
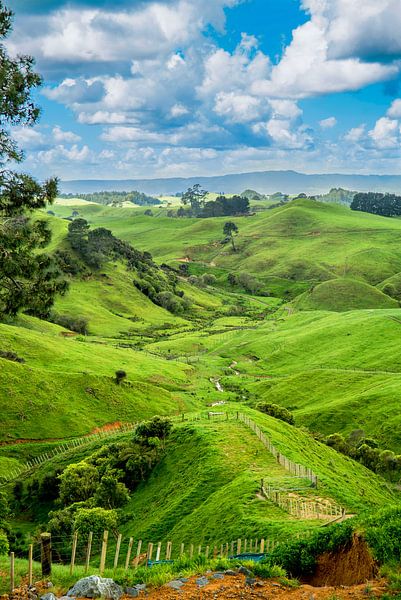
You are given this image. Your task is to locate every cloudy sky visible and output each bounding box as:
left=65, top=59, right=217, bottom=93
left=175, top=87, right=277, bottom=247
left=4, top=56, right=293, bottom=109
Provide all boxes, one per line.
left=7, top=0, right=401, bottom=180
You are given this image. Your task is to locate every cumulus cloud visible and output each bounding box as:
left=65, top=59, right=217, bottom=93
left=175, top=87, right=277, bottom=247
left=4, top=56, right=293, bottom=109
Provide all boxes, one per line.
left=368, top=117, right=400, bottom=149
left=319, top=117, right=337, bottom=129
left=52, top=126, right=81, bottom=143
left=387, top=99, right=401, bottom=119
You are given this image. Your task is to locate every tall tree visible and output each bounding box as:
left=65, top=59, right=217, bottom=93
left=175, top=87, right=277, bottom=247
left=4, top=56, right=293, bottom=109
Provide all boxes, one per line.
left=181, top=184, right=208, bottom=216
left=0, top=2, right=67, bottom=318
left=223, top=221, right=238, bottom=251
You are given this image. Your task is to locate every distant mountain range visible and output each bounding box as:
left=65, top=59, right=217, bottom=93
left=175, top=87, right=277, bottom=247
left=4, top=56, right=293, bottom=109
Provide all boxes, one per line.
left=60, top=170, right=401, bottom=196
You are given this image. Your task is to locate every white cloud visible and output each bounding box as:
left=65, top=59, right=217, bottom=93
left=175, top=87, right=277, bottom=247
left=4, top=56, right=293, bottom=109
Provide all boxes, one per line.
left=12, top=127, right=46, bottom=148
left=78, top=111, right=128, bottom=125
left=214, top=92, right=263, bottom=123
left=319, top=117, right=337, bottom=129
left=344, top=124, right=366, bottom=143
left=387, top=99, right=401, bottom=119
left=38, top=144, right=92, bottom=164
left=368, top=117, right=400, bottom=149
left=52, top=126, right=81, bottom=143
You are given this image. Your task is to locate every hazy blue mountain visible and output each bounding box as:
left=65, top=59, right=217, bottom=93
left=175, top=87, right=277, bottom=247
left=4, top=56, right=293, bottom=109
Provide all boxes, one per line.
left=60, top=170, right=401, bottom=196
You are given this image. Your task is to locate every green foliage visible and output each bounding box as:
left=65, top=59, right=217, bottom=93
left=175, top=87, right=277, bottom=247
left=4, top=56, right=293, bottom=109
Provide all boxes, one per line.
left=364, top=506, right=401, bottom=564
left=73, top=507, right=118, bottom=537
left=256, top=402, right=295, bottom=425
left=49, top=312, right=89, bottom=334
left=351, top=192, right=401, bottom=217
left=201, top=195, right=249, bottom=218
left=59, top=461, right=99, bottom=506
left=268, top=521, right=354, bottom=577
left=60, top=190, right=161, bottom=207
left=0, top=7, right=67, bottom=319
left=93, top=473, right=130, bottom=509
left=134, top=416, right=173, bottom=448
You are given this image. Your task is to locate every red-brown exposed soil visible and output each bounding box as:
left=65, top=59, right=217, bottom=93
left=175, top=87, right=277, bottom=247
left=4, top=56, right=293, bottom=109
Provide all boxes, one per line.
left=307, top=535, right=377, bottom=587
left=138, top=574, right=387, bottom=599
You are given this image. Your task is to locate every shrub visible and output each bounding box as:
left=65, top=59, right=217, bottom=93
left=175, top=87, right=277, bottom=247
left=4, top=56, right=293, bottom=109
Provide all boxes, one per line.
left=134, top=416, right=173, bottom=447
left=364, top=506, right=401, bottom=563
left=73, top=507, right=118, bottom=537
left=0, top=530, right=9, bottom=556
left=237, top=272, right=262, bottom=294
left=50, top=312, right=89, bottom=334
left=59, top=461, right=99, bottom=506
left=94, top=472, right=130, bottom=509
left=256, top=402, right=295, bottom=425
left=201, top=273, right=217, bottom=285
left=115, top=370, right=127, bottom=385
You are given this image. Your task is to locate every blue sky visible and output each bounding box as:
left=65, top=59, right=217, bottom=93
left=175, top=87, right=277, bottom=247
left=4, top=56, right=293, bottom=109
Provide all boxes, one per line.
left=7, top=0, right=401, bottom=180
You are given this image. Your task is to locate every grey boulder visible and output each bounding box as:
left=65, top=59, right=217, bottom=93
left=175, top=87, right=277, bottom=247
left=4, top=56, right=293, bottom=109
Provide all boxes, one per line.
left=67, top=576, right=123, bottom=600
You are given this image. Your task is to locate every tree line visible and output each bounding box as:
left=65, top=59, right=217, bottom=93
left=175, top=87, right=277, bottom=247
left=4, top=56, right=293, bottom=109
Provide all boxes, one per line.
left=178, top=184, right=250, bottom=218
left=60, top=191, right=161, bottom=207
left=351, top=192, right=401, bottom=217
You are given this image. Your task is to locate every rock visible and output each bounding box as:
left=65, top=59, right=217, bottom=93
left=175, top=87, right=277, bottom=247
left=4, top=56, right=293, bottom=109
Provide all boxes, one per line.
left=67, top=576, right=123, bottom=600
left=178, top=578, right=189, bottom=583
left=224, top=570, right=237, bottom=576
left=125, top=589, right=139, bottom=598
left=245, top=577, right=256, bottom=587
left=238, top=566, right=253, bottom=577
left=211, top=573, right=225, bottom=580
left=46, top=583, right=54, bottom=589
left=41, top=594, right=57, bottom=600
left=196, top=576, right=209, bottom=588
left=166, top=580, right=184, bottom=591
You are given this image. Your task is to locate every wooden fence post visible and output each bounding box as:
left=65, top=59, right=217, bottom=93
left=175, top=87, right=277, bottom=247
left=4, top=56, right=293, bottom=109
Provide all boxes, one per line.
left=40, top=533, right=52, bottom=577
left=85, top=532, right=93, bottom=573
left=10, top=552, right=15, bottom=593
left=189, top=544, right=194, bottom=559
left=180, top=543, right=184, bottom=557
left=134, top=540, right=142, bottom=568
left=99, top=530, right=109, bottom=575
left=156, top=542, right=162, bottom=562
left=236, top=539, right=241, bottom=555
left=70, top=531, right=78, bottom=575
left=166, top=542, right=172, bottom=560
left=205, top=545, right=209, bottom=558
left=28, top=544, right=33, bottom=586
left=125, top=538, right=133, bottom=571
left=114, top=534, right=122, bottom=570
left=260, top=539, right=265, bottom=553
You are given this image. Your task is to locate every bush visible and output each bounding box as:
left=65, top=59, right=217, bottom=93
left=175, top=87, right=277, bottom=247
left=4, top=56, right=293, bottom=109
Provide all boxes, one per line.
left=201, top=273, right=217, bottom=285
left=134, top=416, right=173, bottom=447
left=50, top=312, right=89, bottom=334
left=0, top=530, right=9, bottom=556
left=237, top=272, right=262, bottom=294
left=73, top=507, right=118, bottom=537
left=115, top=370, right=127, bottom=385
left=364, top=506, right=401, bottom=564
left=256, top=402, right=295, bottom=425
left=94, top=472, right=130, bottom=509
left=59, top=461, right=99, bottom=506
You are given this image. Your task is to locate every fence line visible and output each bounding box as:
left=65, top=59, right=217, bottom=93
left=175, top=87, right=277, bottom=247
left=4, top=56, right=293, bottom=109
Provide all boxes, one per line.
left=237, top=413, right=318, bottom=487
left=9, top=528, right=309, bottom=591
left=0, top=423, right=137, bottom=487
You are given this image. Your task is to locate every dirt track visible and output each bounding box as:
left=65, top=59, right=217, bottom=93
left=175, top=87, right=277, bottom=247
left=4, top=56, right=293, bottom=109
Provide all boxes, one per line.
left=142, top=574, right=387, bottom=599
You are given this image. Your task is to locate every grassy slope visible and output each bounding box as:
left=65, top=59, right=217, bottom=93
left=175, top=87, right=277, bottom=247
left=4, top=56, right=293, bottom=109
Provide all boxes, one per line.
left=120, top=410, right=395, bottom=546
left=0, top=316, right=196, bottom=441
left=48, top=200, right=401, bottom=296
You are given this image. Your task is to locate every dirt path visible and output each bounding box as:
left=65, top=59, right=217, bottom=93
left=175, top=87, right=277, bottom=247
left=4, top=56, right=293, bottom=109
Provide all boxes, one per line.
left=140, top=574, right=387, bottom=600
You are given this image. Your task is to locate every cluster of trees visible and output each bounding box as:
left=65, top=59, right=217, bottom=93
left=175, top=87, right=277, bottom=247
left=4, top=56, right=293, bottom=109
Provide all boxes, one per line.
left=257, top=402, right=295, bottom=425
left=66, top=218, right=190, bottom=314
left=351, top=192, right=401, bottom=217
left=0, top=5, right=67, bottom=321
left=13, top=417, right=173, bottom=557
left=228, top=272, right=264, bottom=294
left=178, top=185, right=250, bottom=218
left=324, top=430, right=401, bottom=481
left=60, top=191, right=161, bottom=207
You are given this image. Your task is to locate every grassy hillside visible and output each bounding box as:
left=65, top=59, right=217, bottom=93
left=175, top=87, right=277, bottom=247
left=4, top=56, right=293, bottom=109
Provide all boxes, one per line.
left=0, top=316, right=196, bottom=441
left=46, top=199, right=401, bottom=301
left=293, top=278, right=398, bottom=311
left=120, top=409, right=395, bottom=546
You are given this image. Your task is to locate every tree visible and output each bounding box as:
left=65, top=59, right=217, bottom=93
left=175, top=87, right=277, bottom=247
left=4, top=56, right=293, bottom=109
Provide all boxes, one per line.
left=181, top=184, right=208, bottom=216
left=223, top=221, right=238, bottom=251
left=93, top=472, right=130, bottom=509
left=0, top=4, right=67, bottom=318
left=58, top=461, right=99, bottom=506
left=115, top=370, right=127, bottom=385
left=134, top=416, right=173, bottom=448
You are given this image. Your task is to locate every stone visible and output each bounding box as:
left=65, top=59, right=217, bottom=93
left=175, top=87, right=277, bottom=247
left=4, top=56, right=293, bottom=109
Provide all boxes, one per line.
left=125, top=588, right=139, bottom=598
left=245, top=577, right=257, bottom=587
left=67, top=576, right=123, bottom=600
left=166, top=580, right=184, bottom=591
left=196, top=577, right=209, bottom=588
left=238, top=566, right=253, bottom=577
left=178, top=578, right=189, bottom=583
left=41, top=593, right=57, bottom=600
left=224, top=570, right=237, bottom=576
left=46, top=583, right=54, bottom=589
left=211, top=573, right=225, bottom=580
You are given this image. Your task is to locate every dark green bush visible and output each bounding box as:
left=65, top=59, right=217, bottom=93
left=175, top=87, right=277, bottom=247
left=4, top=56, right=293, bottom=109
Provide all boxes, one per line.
left=256, top=402, right=295, bottom=425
